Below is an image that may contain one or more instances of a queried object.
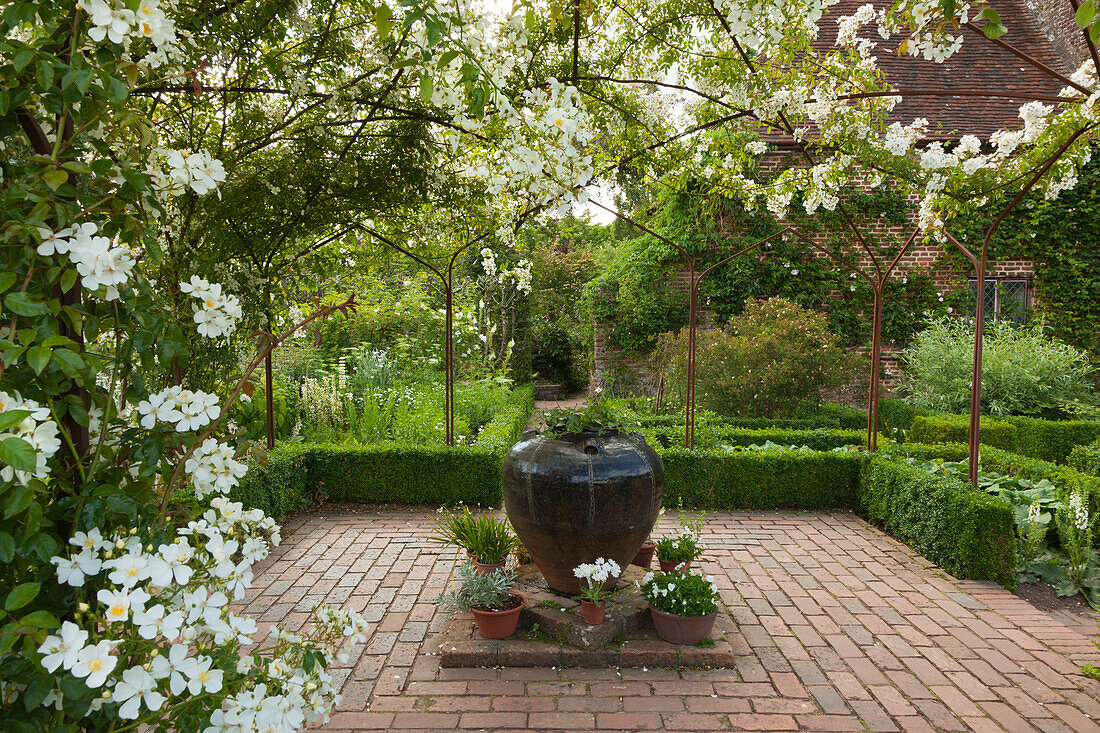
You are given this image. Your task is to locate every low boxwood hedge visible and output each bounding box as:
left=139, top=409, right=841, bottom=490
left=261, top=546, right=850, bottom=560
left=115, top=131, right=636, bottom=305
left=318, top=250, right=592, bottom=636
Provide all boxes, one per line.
left=659, top=448, right=862, bottom=510
left=1009, top=417, right=1100, bottom=464
left=858, top=458, right=1016, bottom=589
left=1070, top=440, right=1100, bottom=477
left=233, top=443, right=506, bottom=520
left=908, top=415, right=1018, bottom=450
left=232, top=384, right=536, bottom=520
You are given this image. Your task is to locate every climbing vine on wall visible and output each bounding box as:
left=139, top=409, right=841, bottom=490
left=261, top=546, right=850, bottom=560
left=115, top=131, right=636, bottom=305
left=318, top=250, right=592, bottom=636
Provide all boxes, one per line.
left=589, top=178, right=955, bottom=354
left=944, top=155, right=1100, bottom=357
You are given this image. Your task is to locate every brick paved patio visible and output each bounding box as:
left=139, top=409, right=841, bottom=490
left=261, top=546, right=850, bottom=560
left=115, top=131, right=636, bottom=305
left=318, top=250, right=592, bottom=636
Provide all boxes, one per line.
left=240, top=509, right=1100, bottom=731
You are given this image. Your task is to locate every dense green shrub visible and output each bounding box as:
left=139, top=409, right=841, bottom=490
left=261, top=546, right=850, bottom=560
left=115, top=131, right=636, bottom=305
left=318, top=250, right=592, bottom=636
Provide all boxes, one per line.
left=1070, top=441, right=1100, bottom=477
left=900, top=442, right=1100, bottom=545
left=660, top=449, right=862, bottom=509
left=901, top=318, right=1097, bottom=418
left=530, top=320, right=587, bottom=392
left=905, top=412, right=1100, bottom=463
left=908, top=415, right=1018, bottom=450
left=858, top=459, right=1017, bottom=588
left=626, top=402, right=867, bottom=432
left=657, top=297, right=862, bottom=418
left=234, top=384, right=535, bottom=520
left=1009, top=417, right=1100, bottom=464
left=233, top=444, right=505, bottom=519
left=878, top=398, right=929, bottom=434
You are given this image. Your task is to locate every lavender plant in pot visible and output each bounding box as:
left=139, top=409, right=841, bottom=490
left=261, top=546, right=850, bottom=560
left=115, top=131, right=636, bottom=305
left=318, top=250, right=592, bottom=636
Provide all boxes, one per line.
left=439, top=562, right=525, bottom=639
left=641, top=570, right=721, bottom=645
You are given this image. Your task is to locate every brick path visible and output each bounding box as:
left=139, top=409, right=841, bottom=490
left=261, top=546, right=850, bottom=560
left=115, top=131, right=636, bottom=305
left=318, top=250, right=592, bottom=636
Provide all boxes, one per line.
left=240, top=510, right=1100, bottom=731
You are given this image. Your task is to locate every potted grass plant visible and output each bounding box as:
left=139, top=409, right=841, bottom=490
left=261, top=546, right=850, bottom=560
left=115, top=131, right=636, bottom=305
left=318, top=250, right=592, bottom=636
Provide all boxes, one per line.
left=573, top=557, right=622, bottom=624
left=439, top=562, right=525, bottom=639
left=429, top=506, right=520, bottom=574
left=641, top=570, right=720, bottom=645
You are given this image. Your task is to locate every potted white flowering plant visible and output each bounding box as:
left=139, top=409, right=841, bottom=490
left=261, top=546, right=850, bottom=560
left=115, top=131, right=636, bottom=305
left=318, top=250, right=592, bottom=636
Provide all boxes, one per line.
left=572, top=557, right=621, bottom=624
left=655, top=509, right=707, bottom=572
left=641, top=570, right=721, bottom=645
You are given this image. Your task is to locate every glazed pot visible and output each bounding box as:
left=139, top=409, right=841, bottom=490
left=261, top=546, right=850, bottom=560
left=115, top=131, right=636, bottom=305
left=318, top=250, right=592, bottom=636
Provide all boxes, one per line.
left=503, top=430, right=664, bottom=594
left=658, top=558, right=692, bottom=573
left=650, top=607, right=716, bottom=645
left=579, top=599, right=606, bottom=625
left=470, top=593, right=526, bottom=639
left=632, top=540, right=657, bottom=568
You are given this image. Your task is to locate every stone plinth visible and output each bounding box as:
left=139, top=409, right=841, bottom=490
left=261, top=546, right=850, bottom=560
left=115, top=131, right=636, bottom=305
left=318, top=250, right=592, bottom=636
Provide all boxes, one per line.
left=436, top=563, right=735, bottom=668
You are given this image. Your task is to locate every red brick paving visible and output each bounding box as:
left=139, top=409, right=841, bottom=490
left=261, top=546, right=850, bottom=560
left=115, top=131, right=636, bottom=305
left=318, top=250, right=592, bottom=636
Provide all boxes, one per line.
left=238, top=510, right=1100, bottom=731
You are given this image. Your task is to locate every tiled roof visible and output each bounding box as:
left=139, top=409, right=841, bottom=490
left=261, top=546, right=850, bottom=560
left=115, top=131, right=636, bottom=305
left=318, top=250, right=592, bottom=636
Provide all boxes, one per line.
left=770, top=0, right=1070, bottom=142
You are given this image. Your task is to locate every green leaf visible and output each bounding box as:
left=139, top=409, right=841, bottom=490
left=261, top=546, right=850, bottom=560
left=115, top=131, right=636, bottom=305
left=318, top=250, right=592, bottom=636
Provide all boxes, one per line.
left=0, top=410, right=33, bottom=431
left=374, top=3, right=392, bottom=38
left=43, top=168, right=68, bottom=191
left=18, top=610, right=58, bottom=629
left=52, top=349, right=84, bottom=379
left=3, top=292, right=49, bottom=317
left=0, top=273, right=15, bottom=294
left=0, top=437, right=36, bottom=473
left=438, top=49, right=461, bottom=68
left=12, top=48, right=35, bottom=73
left=419, top=72, right=433, bottom=104
left=941, top=0, right=957, bottom=19
left=1077, top=1, right=1095, bottom=29
left=105, top=76, right=128, bottom=104
left=4, top=582, right=40, bottom=612
left=26, top=345, right=50, bottom=375
left=60, top=268, right=78, bottom=293
left=0, top=531, right=14, bottom=563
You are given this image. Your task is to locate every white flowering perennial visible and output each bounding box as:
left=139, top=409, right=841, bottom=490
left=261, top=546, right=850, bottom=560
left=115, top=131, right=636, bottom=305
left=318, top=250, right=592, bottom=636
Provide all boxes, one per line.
left=39, top=499, right=369, bottom=727
left=1070, top=491, right=1090, bottom=531
left=77, top=0, right=189, bottom=67
left=180, top=276, right=243, bottom=339
left=153, top=149, right=228, bottom=197
left=573, top=557, right=622, bottom=585
left=0, top=390, right=62, bottom=486
left=37, top=222, right=135, bottom=301
left=184, top=439, right=247, bottom=499
left=137, top=386, right=221, bottom=433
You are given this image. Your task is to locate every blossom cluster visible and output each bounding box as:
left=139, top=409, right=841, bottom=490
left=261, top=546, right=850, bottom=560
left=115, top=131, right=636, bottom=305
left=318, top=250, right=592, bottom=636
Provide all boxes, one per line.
left=479, top=249, right=533, bottom=294
left=37, top=222, right=135, bottom=301
left=180, top=276, right=243, bottom=338
left=78, top=0, right=190, bottom=67
left=153, top=149, right=228, bottom=197
left=0, top=391, right=61, bottom=486
left=640, top=570, right=721, bottom=617
left=137, top=386, right=221, bottom=432
left=38, top=498, right=368, bottom=727
left=573, top=557, right=622, bottom=584
left=184, top=439, right=247, bottom=499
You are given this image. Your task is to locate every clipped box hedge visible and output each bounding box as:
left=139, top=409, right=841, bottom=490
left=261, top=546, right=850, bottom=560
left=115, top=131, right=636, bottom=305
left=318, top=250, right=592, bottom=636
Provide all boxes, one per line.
left=908, top=414, right=1018, bottom=451
left=1009, top=417, right=1100, bottom=464
left=634, top=402, right=867, bottom=432
left=858, top=458, right=1017, bottom=589
left=659, top=448, right=862, bottom=510
left=233, top=443, right=506, bottom=520
left=232, top=384, right=536, bottom=520
left=1070, top=440, right=1100, bottom=477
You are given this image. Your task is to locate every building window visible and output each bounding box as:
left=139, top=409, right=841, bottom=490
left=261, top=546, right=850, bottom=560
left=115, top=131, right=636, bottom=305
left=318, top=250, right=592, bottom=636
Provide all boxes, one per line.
left=967, top=278, right=1030, bottom=325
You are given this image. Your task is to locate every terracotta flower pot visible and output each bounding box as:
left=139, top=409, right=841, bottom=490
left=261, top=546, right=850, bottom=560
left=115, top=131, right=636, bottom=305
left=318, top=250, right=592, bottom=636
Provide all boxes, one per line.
left=471, top=593, right=525, bottom=639
left=632, top=541, right=657, bottom=568
left=579, top=599, right=606, bottom=625
left=657, top=558, right=691, bottom=573
left=650, top=607, right=716, bottom=645
left=472, top=558, right=506, bottom=576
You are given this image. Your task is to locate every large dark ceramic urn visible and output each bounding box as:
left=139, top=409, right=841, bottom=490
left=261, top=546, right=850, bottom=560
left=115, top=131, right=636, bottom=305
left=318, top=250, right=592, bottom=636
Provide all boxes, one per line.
left=503, top=430, right=664, bottom=594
